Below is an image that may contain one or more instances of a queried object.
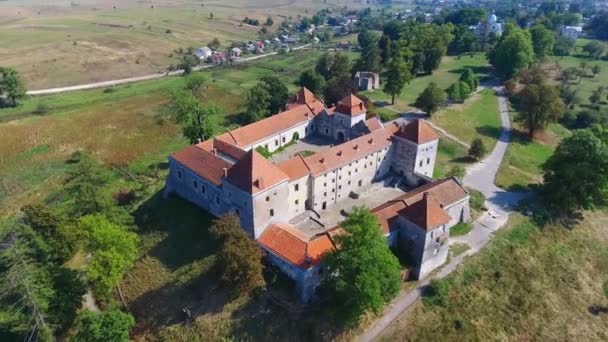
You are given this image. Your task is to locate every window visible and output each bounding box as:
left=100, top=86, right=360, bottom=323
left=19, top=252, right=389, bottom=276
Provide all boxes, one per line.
left=332, top=179, right=335, bottom=183
left=193, top=180, right=197, bottom=189
left=324, top=183, right=327, bottom=187
left=358, top=180, right=362, bottom=187
left=275, top=140, right=279, bottom=146
left=339, top=176, right=342, bottom=180
left=177, top=170, right=182, bottom=179
left=355, top=168, right=358, bottom=173
left=427, top=158, right=430, bottom=165
left=419, top=160, right=423, bottom=167
left=348, top=171, right=351, bottom=176
left=269, top=209, right=274, bottom=217
left=282, top=137, right=286, bottom=143
left=216, top=196, right=220, bottom=204
left=295, top=199, right=299, bottom=205
left=235, top=208, right=240, bottom=215
left=325, top=128, right=329, bottom=134
left=266, top=196, right=270, bottom=202
left=202, top=184, right=206, bottom=193
left=338, top=185, right=342, bottom=190
left=295, top=184, right=299, bottom=191
left=324, top=192, right=327, bottom=197
left=332, top=189, right=335, bottom=193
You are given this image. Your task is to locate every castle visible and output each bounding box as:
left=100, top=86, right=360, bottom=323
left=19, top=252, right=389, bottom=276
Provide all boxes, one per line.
left=165, top=88, right=471, bottom=302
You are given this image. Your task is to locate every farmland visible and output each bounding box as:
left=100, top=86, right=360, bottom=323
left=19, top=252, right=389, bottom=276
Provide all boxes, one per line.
left=0, top=0, right=349, bottom=89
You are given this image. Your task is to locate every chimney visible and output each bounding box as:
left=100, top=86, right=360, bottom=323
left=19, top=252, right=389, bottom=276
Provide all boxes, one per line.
left=197, top=138, right=202, bottom=143
left=337, top=151, right=342, bottom=157
left=353, top=144, right=359, bottom=150
left=320, top=158, right=325, bottom=164
left=212, top=148, right=218, bottom=155
left=423, top=191, right=429, bottom=199
left=222, top=167, right=228, bottom=178
left=368, top=138, right=374, bottom=144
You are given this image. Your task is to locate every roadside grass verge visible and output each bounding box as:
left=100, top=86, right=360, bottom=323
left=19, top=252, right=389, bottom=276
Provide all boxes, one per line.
left=434, top=137, right=470, bottom=179
left=450, top=223, right=473, bottom=237
left=380, top=211, right=608, bottom=341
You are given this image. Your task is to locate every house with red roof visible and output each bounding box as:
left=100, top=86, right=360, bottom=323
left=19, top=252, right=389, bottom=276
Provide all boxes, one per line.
left=164, top=87, right=470, bottom=301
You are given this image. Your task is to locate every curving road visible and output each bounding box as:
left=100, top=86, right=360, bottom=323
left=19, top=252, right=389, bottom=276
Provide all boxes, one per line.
left=357, top=86, right=528, bottom=342
left=26, top=44, right=312, bottom=96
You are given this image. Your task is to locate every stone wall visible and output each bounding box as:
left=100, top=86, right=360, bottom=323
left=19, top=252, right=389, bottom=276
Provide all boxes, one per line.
left=252, top=181, right=290, bottom=238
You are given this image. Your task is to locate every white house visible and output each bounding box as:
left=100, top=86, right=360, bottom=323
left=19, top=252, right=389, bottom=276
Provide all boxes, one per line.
left=560, top=25, right=583, bottom=39
left=194, top=47, right=212, bottom=60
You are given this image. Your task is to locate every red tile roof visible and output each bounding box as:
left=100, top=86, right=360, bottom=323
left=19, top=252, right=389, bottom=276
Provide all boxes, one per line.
left=394, top=119, right=439, bottom=144
left=216, top=104, right=317, bottom=149
left=398, top=193, right=452, bottom=230
left=369, top=178, right=468, bottom=232
left=276, top=154, right=311, bottom=181
left=335, top=94, right=366, bottom=116
left=226, top=150, right=289, bottom=195
left=171, top=145, right=231, bottom=186
left=257, top=223, right=335, bottom=269
left=196, top=138, right=247, bottom=162
left=304, top=127, right=393, bottom=176
left=365, top=116, right=384, bottom=131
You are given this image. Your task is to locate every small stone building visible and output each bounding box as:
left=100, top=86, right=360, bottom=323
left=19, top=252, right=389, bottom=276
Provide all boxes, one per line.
left=353, top=71, right=380, bottom=91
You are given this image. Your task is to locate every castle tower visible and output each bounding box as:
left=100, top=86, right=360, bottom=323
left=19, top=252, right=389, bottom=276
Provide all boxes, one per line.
left=391, top=120, right=439, bottom=185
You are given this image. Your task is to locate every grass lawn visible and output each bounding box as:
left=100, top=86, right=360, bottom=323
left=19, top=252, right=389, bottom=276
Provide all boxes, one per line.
left=362, top=52, right=491, bottom=113
left=433, top=136, right=470, bottom=179
left=450, top=223, right=472, bottom=237
left=380, top=210, right=608, bottom=341
left=431, top=88, right=501, bottom=151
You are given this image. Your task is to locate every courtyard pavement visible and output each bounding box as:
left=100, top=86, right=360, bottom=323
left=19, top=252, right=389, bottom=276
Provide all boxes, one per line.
left=270, top=135, right=335, bottom=163
left=357, top=86, right=529, bottom=342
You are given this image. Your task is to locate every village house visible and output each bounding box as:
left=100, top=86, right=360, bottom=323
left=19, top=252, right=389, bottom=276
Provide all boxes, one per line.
left=560, top=25, right=583, bottom=39
left=194, top=46, right=213, bottom=60
left=229, top=47, right=242, bottom=58
left=164, top=88, right=471, bottom=302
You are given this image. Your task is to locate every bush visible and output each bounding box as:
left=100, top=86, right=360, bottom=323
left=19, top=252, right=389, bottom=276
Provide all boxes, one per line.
left=450, top=223, right=473, bottom=236
left=423, top=278, right=452, bottom=307
left=467, top=188, right=485, bottom=212
left=468, top=138, right=486, bottom=160
left=33, top=103, right=49, bottom=115
left=447, top=165, right=465, bottom=179
left=113, top=189, right=136, bottom=206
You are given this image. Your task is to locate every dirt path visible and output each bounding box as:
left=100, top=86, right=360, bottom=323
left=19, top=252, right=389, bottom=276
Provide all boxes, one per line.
left=26, top=43, right=312, bottom=96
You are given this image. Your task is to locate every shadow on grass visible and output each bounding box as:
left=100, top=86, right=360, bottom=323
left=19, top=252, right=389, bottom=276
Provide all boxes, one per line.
left=476, top=125, right=502, bottom=140
left=448, top=65, right=493, bottom=77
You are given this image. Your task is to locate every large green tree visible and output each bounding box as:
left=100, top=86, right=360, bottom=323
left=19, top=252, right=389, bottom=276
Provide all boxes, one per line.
left=542, top=126, right=608, bottom=217
left=79, top=215, right=138, bottom=298
left=260, top=75, right=289, bottom=114
left=298, top=70, right=326, bottom=96
left=73, top=310, right=135, bottom=342
left=321, top=208, right=401, bottom=326
left=516, top=82, right=565, bottom=138
left=488, top=24, right=535, bottom=78
left=529, top=24, right=555, bottom=58
left=324, top=75, right=353, bottom=105
left=315, top=52, right=351, bottom=80
left=0, top=67, right=27, bottom=106
left=245, top=84, right=272, bottom=122
left=210, top=214, right=265, bottom=295
left=414, top=82, right=446, bottom=116
left=172, top=90, right=222, bottom=143
left=583, top=40, right=606, bottom=60
left=22, top=204, right=79, bottom=263
left=382, top=51, right=412, bottom=104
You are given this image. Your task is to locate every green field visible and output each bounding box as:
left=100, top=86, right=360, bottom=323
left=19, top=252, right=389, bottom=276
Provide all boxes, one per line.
left=432, top=88, right=501, bottom=151
left=363, top=53, right=491, bottom=113
left=380, top=211, right=608, bottom=341
left=433, top=137, right=469, bottom=179
left=0, top=49, right=337, bottom=217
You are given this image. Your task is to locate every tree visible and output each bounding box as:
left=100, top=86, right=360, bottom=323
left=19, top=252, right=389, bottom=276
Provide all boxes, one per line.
left=353, top=43, right=383, bottom=74
left=589, top=86, right=605, bottom=105
left=591, top=65, right=601, bottom=78
left=0, top=67, right=27, bottom=106
left=22, top=204, right=79, bottom=263
left=73, top=310, right=135, bottom=342
left=583, top=40, right=606, bottom=60
left=315, top=52, right=351, bottom=80
left=210, top=214, right=265, bottom=295
left=589, top=13, right=608, bottom=40
left=320, top=208, right=401, bottom=326
left=208, top=37, right=220, bottom=50
left=560, top=66, right=581, bottom=86
left=487, top=24, right=535, bottom=78
left=245, top=84, right=271, bottom=122
left=517, top=82, right=565, bottom=138
left=47, top=267, right=86, bottom=333
left=468, top=138, right=486, bottom=159
left=382, top=52, right=412, bottom=104
left=446, top=81, right=471, bottom=103
left=79, top=215, right=138, bottom=298
left=209, top=12, right=214, bottom=19
left=542, top=127, right=608, bottom=216
left=529, top=24, right=555, bottom=58
left=414, top=82, right=446, bottom=116
left=579, top=60, right=588, bottom=76
left=260, top=75, right=288, bottom=114
left=553, top=36, right=575, bottom=56
left=324, top=75, right=353, bottom=105
left=560, top=86, right=579, bottom=109
left=459, top=68, right=479, bottom=91
left=298, top=70, right=325, bottom=96
left=447, top=165, right=465, bottom=179
left=65, top=155, right=114, bottom=218
left=357, top=28, right=380, bottom=50
left=265, top=17, right=274, bottom=26
left=172, top=89, right=221, bottom=143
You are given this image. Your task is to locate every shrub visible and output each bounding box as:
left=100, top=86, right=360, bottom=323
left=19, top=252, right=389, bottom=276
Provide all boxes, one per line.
left=33, top=103, right=49, bottom=115
left=113, top=189, right=136, bottom=206
left=447, top=165, right=465, bottom=179
left=450, top=223, right=473, bottom=236
left=423, top=278, right=452, bottom=307
left=468, top=138, right=486, bottom=160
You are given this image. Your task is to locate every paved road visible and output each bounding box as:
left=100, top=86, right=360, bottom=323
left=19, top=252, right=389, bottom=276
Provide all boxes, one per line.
left=26, top=44, right=312, bottom=96
left=357, top=86, right=527, bottom=342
